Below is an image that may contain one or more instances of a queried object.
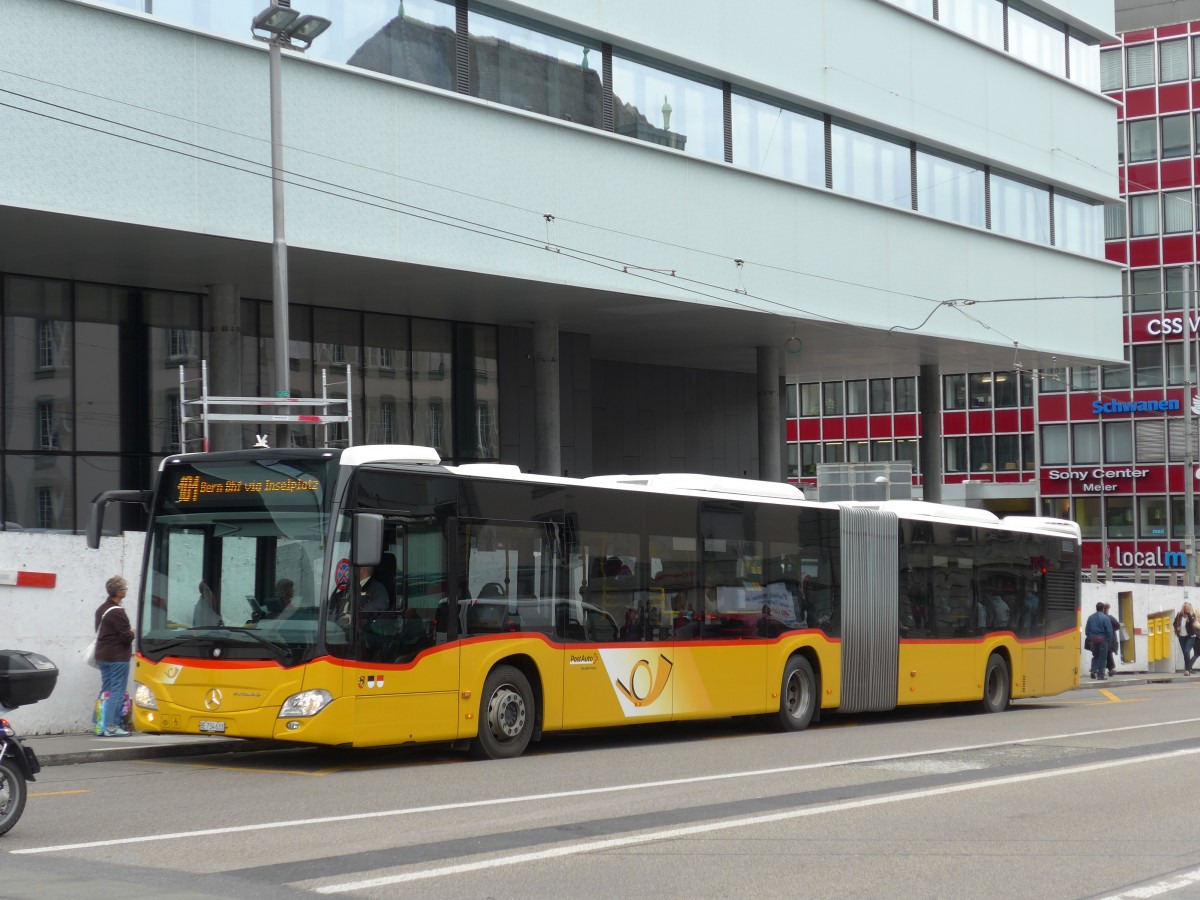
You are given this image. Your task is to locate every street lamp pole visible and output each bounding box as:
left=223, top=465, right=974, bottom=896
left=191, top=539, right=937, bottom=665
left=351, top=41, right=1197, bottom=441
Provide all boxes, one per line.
left=1186, top=266, right=1196, bottom=594
left=252, top=1, right=331, bottom=446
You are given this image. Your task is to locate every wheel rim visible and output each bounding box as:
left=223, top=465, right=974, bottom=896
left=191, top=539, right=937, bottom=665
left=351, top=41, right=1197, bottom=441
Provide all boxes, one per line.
left=486, top=684, right=526, bottom=741
left=784, top=669, right=810, bottom=718
left=0, top=768, right=11, bottom=816
left=986, top=666, right=1005, bottom=707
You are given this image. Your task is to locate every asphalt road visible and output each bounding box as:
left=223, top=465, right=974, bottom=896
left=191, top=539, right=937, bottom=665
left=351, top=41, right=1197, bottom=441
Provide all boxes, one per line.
left=6, top=681, right=1200, bottom=899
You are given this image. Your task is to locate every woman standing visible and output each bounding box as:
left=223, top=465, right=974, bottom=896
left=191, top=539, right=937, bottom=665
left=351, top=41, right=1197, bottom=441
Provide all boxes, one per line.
left=1173, top=602, right=1199, bottom=675
left=94, top=575, right=134, bottom=736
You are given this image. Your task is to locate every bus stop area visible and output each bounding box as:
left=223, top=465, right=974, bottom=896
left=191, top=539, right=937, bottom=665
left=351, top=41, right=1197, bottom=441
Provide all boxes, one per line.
left=22, top=670, right=1189, bottom=768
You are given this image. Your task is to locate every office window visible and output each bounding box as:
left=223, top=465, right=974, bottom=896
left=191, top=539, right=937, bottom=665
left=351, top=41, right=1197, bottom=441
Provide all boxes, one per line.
left=1168, top=343, right=1185, bottom=386
left=1163, top=115, right=1191, bottom=159
left=1022, top=433, right=1035, bottom=470
left=943, top=374, right=966, bottom=410
left=1160, top=39, right=1190, bottom=82
left=1105, top=421, right=1133, bottom=463
left=785, top=384, right=798, bottom=418
left=731, top=93, right=824, bottom=187
left=1131, top=268, right=1161, bottom=313
left=969, top=435, right=993, bottom=472
left=1104, top=203, right=1126, bottom=240
left=847, top=440, right=869, bottom=462
left=915, top=149, right=985, bottom=227
left=1169, top=419, right=1199, bottom=461
left=990, top=173, right=1050, bottom=244
left=1130, top=195, right=1159, bottom=237
left=1166, top=266, right=1188, bottom=310
left=1074, top=497, right=1102, bottom=539
left=945, top=437, right=967, bottom=473
left=799, top=443, right=819, bottom=477
left=869, top=378, right=892, bottom=414
left=36, top=320, right=57, bottom=370
left=968, top=373, right=992, bottom=409
left=1054, top=193, right=1102, bottom=256
left=1133, top=344, right=1164, bottom=387
left=800, top=383, right=821, bottom=417
left=871, top=440, right=893, bottom=462
left=1106, top=497, right=1134, bottom=538
left=1043, top=497, right=1070, bottom=520
left=1072, top=422, right=1100, bottom=464
left=468, top=8, right=603, bottom=129
left=35, top=486, right=55, bottom=530
left=894, top=377, right=917, bottom=413
left=830, top=123, right=911, bottom=209
left=895, top=439, right=918, bottom=472
left=37, top=401, right=58, bottom=450
left=823, top=442, right=844, bottom=463
left=1071, top=366, right=1098, bottom=392
left=940, top=0, right=1003, bottom=51
left=1139, top=498, right=1169, bottom=537
left=1165, top=191, right=1193, bottom=234
left=995, top=434, right=1020, bottom=472
left=1039, top=367, right=1066, bottom=393
left=1128, top=120, right=1157, bottom=162
left=1008, top=5, right=1065, bottom=77
left=611, top=54, right=723, bottom=160
left=1136, top=420, right=1166, bottom=462
left=1041, top=424, right=1068, bottom=465
left=823, top=382, right=843, bottom=415
left=1126, top=44, right=1155, bottom=87
left=165, top=392, right=181, bottom=453
left=1102, top=358, right=1131, bottom=390
left=1100, top=48, right=1122, bottom=91
left=994, top=371, right=1017, bottom=407
left=1171, top=496, right=1200, bottom=536
left=846, top=380, right=868, bottom=415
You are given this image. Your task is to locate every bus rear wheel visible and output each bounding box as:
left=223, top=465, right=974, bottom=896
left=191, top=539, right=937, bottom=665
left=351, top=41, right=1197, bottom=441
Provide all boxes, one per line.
left=470, top=665, right=535, bottom=760
left=980, top=653, right=1011, bottom=714
left=774, top=656, right=816, bottom=732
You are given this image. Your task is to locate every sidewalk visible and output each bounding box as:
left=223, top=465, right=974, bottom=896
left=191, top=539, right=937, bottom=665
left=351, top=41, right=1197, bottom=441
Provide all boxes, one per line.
left=23, top=671, right=1190, bottom=768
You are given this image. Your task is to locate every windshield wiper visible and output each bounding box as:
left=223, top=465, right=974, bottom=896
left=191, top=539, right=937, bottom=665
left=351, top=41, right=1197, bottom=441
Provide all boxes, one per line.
left=144, top=626, right=294, bottom=663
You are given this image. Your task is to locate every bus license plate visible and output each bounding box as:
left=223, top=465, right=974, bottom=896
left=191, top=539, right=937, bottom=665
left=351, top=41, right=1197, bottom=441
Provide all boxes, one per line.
left=198, top=720, right=225, bottom=734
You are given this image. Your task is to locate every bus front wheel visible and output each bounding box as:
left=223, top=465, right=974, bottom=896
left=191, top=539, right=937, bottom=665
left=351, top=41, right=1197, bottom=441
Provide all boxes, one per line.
left=470, top=665, right=535, bottom=760
left=774, top=656, right=816, bottom=732
left=980, top=653, right=1011, bottom=714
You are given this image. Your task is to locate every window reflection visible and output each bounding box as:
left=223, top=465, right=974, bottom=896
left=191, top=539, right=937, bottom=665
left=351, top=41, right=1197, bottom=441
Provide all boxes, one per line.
left=5, top=277, right=73, bottom=452
left=916, top=150, right=984, bottom=228
left=990, top=173, right=1050, bottom=245
left=4, top=455, right=73, bottom=530
left=611, top=55, right=723, bottom=160
left=731, top=94, right=824, bottom=187
left=831, top=124, right=911, bottom=209
left=1053, top=193, right=1102, bottom=256
left=1008, top=6, right=1064, bottom=78
left=940, top=0, right=1004, bottom=51
left=345, top=0, right=457, bottom=90
left=413, top=319, right=453, bottom=455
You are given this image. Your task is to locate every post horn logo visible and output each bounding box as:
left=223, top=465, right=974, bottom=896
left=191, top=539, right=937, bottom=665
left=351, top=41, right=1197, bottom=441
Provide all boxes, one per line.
left=614, top=654, right=673, bottom=707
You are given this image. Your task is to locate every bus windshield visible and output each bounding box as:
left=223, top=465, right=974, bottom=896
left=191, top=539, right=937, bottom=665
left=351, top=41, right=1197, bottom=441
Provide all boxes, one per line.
left=139, top=454, right=339, bottom=664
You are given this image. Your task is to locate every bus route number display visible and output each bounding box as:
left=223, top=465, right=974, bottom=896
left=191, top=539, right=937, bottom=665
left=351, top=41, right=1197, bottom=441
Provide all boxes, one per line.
left=174, top=474, right=320, bottom=505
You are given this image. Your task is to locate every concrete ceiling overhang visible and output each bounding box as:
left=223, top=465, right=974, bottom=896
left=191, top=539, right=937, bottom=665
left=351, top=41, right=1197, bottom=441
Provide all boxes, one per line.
left=0, top=205, right=1105, bottom=380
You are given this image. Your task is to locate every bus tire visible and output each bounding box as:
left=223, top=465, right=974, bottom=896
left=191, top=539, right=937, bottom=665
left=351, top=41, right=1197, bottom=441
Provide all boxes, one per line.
left=470, top=665, right=535, bottom=760
left=775, top=656, right=816, bottom=732
left=980, top=653, right=1010, bottom=714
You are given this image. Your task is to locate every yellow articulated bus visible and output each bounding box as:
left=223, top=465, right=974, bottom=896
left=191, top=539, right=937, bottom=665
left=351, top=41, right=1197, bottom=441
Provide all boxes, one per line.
left=89, top=446, right=1081, bottom=759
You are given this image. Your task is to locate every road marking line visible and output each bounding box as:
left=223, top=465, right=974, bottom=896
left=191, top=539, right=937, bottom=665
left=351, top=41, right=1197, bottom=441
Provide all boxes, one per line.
left=314, top=747, right=1200, bottom=892
left=29, top=790, right=90, bottom=797
left=14, top=715, right=1200, bottom=857
left=1099, top=864, right=1200, bottom=898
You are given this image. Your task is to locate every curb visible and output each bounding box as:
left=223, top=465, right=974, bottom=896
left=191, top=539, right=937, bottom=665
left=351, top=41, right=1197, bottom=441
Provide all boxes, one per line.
left=1072, top=673, right=1185, bottom=691
left=36, top=737, right=281, bottom=768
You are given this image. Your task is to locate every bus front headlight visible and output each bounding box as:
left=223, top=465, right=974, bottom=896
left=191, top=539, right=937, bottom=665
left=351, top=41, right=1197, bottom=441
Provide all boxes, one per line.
left=279, top=689, right=332, bottom=718
left=133, top=681, right=158, bottom=710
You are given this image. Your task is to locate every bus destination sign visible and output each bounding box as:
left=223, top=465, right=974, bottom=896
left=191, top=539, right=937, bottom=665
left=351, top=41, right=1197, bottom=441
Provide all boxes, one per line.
left=175, top=475, right=319, bottom=504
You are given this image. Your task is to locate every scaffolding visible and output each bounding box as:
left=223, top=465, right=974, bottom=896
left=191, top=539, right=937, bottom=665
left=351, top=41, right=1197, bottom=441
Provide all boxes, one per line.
left=178, top=360, right=353, bottom=452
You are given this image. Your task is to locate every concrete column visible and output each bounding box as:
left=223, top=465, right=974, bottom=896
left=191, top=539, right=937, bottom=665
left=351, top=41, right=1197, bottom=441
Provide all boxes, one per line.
left=533, top=321, right=561, bottom=476
left=757, top=346, right=783, bottom=482
left=207, top=284, right=242, bottom=452
left=918, top=364, right=942, bottom=504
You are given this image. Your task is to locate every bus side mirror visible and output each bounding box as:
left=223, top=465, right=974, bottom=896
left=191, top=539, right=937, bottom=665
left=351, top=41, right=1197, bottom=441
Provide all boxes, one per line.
left=87, top=489, right=153, bottom=550
left=351, top=513, right=384, bottom=568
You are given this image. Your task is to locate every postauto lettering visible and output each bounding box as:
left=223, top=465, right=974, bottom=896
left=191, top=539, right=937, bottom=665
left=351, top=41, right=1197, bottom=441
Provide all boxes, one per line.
left=1091, top=398, right=1179, bottom=415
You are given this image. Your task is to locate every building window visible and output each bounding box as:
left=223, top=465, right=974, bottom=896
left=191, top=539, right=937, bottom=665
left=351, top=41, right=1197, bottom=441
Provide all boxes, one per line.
left=945, top=437, right=967, bottom=473
left=830, top=123, right=911, bottom=209
left=1136, top=420, right=1166, bottom=462
left=165, top=391, right=181, bottom=453
left=36, top=320, right=56, bottom=370
left=1130, top=194, right=1159, bottom=237
left=823, top=442, right=844, bottom=463
left=846, top=380, right=868, bottom=415
left=894, top=377, right=917, bottom=413
left=166, top=327, right=192, bottom=361
left=1133, top=344, right=1164, bottom=388
left=731, top=93, right=824, bottom=188
left=1101, top=48, right=1123, bottom=91
left=1039, top=367, right=1066, bottom=393
left=475, top=402, right=493, bottom=458
left=940, top=0, right=1004, bottom=51
left=1127, top=120, right=1156, bottom=162
left=800, top=383, right=821, bottom=417
left=1131, top=269, right=1161, bottom=313
left=800, top=443, right=819, bottom=477
left=968, top=372, right=992, bottom=409
left=35, top=486, right=55, bottom=530
left=969, top=435, right=993, bottom=472
left=427, top=398, right=444, bottom=452
left=895, top=439, right=919, bottom=472
left=1102, top=356, right=1131, bottom=389
left=1166, top=267, right=1188, bottom=310
left=915, top=149, right=985, bottom=227
left=869, top=379, right=892, bottom=414
left=1074, top=497, right=1102, bottom=539
left=1106, top=496, right=1134, bottom=539
left=990, top=172, right=1050, bottom=244
left=1105, top=421, right=1133, bottom=463
left=1162, top=115, right=1191, bottom=159
left=1126, top=44, right=1155, bottom=87
left=822, top=382, right=843, bottom=416
left=988, top=434, right=1017, bottom=472
left=1008, top=4, right=1065, bottom=77
left=871, top=440, right=893, bottom=462
left=1021, top=433, right=1035, bottom=470
left=1041, top=424, right=1068, bottom=465
left=785, top=384, right=798, bottom=418
left=378, top=399, right=396, bottom=444
left=37, top=401, right=58, bottom=450
left=847, top=440, right=869, bottom=462
left=1019, top=372, right=1034, bottom=407
left=1071, top=366, right=1098, bottom=392
left=611, top=53, right=724, bottom=161
left=1168, top=343, right=1186, bottom=386
left=1054, top=192, right=1102, bottom=255
left=1103, top=203, right=1126, bottom=240
left=1165, top=191, right=1193, bottom=234
left=1160, top=39, right=1190, bottom=82
left=378, top=347, right=394, bottom=372
left=1171, top=496, right=1200, bottom=536
left=1072, top=422, right=1100, bottom=464
left=943, top=374, right=966, bottom=410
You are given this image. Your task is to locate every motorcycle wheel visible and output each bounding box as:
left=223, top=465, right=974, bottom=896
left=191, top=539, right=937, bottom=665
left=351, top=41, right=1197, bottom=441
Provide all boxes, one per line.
left=0, top=757, right=27, bottom=836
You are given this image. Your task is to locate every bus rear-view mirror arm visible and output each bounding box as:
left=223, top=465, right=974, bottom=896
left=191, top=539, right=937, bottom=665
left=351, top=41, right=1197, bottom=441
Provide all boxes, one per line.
left=87, top=489, right=153, bottom=550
